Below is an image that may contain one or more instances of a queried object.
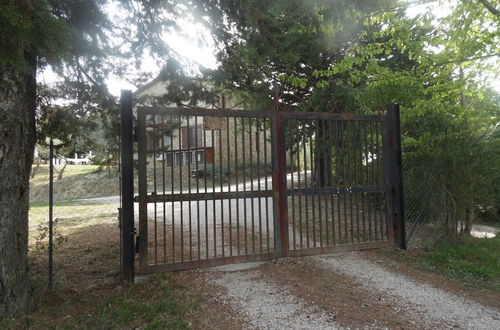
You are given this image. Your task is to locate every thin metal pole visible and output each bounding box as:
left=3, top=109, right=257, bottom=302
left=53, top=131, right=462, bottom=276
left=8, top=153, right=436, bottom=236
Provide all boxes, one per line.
left=226, top=117, right=232, bottom=256
left=153, top=115, right=158, bottom=264
left=263, top=118, right=270, bottom=252
left=195, top=117, right=201, bottom=259
left=296, top=121, right=304, bottom=249
left=290, top=121, right=296, bottom=250
left=161, top=115, right=166, bottom=262
left=170, top=114, right=175, bottom=262
left=302, top=122, right=309, bottom=248
left=234, top=117, right=240, bottom=254
left=187, top=117, right=193, bottom=260
left=48, top=138, right=54, bottom=289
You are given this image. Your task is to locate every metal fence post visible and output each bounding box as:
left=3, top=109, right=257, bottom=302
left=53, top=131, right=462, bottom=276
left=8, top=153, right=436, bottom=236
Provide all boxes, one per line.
left=272, top=85, right=289, bottom=257
left=383, top=104, right=406, bottom=249
left=48, top=138, right=54, bottom=289
left=120, top=90, right=135, bottom=281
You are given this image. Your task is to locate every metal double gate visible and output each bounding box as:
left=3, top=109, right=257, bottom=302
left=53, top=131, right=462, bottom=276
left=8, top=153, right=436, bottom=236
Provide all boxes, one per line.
left=119, top=91, right=405, bottom=279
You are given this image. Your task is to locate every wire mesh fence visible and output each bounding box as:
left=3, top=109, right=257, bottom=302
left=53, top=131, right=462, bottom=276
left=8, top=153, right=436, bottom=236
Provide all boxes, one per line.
left=402, top=153, right=447, bottom=248
left=28, top=156, right=122, bottom=285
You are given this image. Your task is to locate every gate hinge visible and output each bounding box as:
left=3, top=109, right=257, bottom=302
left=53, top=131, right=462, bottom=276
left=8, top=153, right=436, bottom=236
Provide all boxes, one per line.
left=133, top=126, right=139, bottom=142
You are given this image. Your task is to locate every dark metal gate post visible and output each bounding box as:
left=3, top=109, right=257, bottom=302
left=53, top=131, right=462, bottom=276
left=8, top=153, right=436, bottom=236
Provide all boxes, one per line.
left=383, top=104, right=406, bottom=249
left=272, top=85, right=289, bottom=256
left=120, top=90, right=135, bottom=281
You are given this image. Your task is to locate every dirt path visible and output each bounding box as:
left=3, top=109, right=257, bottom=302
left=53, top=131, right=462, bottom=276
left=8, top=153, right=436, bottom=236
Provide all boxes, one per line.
left=187, top=252, right=500, bottom=329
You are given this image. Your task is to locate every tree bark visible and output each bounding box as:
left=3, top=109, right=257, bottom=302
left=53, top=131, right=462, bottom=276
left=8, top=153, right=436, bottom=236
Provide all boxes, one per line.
left=0, top=60, right=37, bottom=317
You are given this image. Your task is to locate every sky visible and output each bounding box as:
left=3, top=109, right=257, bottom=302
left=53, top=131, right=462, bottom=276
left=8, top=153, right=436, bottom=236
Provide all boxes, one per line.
left=103, top=16, right=218, bottom=96
left=40, top=0, right=499, bottom=96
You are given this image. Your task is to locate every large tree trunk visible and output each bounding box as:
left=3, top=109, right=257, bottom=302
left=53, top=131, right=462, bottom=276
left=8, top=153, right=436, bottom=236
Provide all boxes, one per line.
left=0, top=60, right=37, bottom=318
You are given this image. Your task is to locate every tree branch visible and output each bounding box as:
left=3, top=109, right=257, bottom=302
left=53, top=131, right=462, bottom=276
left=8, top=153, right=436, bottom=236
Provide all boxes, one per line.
left=434, top=53, right=499, bottom=66
left=477, top=0, right=500, bottom=16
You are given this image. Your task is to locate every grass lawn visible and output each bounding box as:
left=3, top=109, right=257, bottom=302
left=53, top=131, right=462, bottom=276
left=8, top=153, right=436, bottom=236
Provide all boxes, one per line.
left=385, top=235, right=500, bottom=290
left=413, top=236, right=500, bottom=288
left=29, top=165, right=120, bottom=202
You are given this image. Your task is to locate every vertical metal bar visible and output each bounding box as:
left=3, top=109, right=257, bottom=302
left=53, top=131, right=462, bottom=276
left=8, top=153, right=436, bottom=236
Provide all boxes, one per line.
left=296, top=120, right=303, bottom=249
left=317, top=121, right=323, bottom=247
left=179, top=116, right=184, bottom=261
left=290, top=120, right=296, bottom=250
left=187, top=117, right=192, bottom=260
left=211, top=129, right=216, bottom=257
left=362, top=121, right=373, bottom=241
left=226, top=117, right=232, bottom=256
left=376, top=121, right=384, bottom=240
left=256, top=118, right=263, bottom=253
left=170, top=114, right=175, bottom=263
left=161, top=115, right=166, bottom=262
left=340, top=120, right=348, bottom=243
left=335, top=120, right=342, bottom=244
left=263, top=118, right=271, bottom=252
left=242, top=118, right=248, bottom=254
left=195, top=116, right=201, bottom=259
left=329, top=121, right=336, bottom=245
left=249, top=119, right=255, bottom=253
left=203, top=124, right=209, bottom=258
left=234, top=117, right=240, bottom=254
left=152, top=115, right=158, bottom=264
left=384, top=104, right=406, bottom=249
left=302, top=121, right=309, bottom=248
left=353, top=121, right=360, bottom=243
left=120, top=90, right=134, bottom=281
left=368, top=120, right=376, bottom=241
left=272, top=85, right=289, bottom=257
left=321, top=119, right=327, bottom=246
left=383, top=113, right=394, bottom=245
left=137, top=107, right=148, bottom=269
left=48, top=138, right=54, bottom=288
left=348, top=122, right=354, bottom=243
left=309, top=123, right=316, bottom=247
left=219, top=128, right=224, bottom=257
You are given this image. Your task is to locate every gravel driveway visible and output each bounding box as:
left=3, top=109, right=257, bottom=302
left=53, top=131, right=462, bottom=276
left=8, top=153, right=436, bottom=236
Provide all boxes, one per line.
left=205, top=252, right=500, bottom=329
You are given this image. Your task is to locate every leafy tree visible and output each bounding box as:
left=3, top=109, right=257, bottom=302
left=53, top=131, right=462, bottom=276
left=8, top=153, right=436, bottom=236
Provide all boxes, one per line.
left=310, top=0, right=500, bottom=238
left=196, top=0, right=397, bottom=186
left=0, top=0, right=191, bottom=317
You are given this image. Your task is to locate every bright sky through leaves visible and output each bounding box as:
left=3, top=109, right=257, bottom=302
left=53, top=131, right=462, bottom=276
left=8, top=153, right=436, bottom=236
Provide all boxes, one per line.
left=40, top=0, right=499, bottom=96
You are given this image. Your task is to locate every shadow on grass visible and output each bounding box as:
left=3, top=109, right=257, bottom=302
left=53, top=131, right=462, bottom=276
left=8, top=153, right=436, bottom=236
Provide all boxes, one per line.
left=2, top=221, right=190, bottom=329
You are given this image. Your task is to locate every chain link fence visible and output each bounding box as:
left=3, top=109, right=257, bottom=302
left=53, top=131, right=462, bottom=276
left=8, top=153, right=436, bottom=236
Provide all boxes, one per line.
left=28, top=153, right=122, bottom=286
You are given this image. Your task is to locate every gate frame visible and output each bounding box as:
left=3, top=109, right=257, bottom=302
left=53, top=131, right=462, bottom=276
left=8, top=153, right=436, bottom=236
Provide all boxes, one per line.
left=119, top=88, right=405, bottom=279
